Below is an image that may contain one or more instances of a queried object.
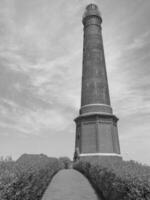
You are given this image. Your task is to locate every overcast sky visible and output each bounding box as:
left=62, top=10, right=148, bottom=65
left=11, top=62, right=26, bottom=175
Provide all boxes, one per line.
left=0, top=0, right=150, bottom=164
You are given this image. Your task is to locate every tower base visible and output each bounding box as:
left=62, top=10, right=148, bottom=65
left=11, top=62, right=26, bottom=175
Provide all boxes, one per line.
left=75, top=155, right=122, bottom=165
left=74, top=112, right=121, bottom=160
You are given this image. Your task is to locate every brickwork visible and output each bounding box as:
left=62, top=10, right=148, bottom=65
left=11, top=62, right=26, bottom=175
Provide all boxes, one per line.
left=81, top=4, right=110, bottom=107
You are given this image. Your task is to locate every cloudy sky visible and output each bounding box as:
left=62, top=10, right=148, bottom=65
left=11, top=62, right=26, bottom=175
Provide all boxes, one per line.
left=0, top=0, right=150, bottom=164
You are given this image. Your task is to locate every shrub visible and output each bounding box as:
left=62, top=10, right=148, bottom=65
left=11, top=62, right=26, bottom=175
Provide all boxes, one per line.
left=74, top=159, right=150, bottom=200
left=59, top=157, right=72, bottom=169
left=0, top=154, right=64, bottom=200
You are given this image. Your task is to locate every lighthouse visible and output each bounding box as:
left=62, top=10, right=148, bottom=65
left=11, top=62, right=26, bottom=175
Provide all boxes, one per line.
left=74, top=4, right=121, bottom=160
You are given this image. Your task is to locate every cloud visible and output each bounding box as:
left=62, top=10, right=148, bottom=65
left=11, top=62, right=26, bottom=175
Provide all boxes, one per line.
left=126, top=31, right=150, bottom=50
left=0, top=0, right=82, bottom=140
left=0, top=97, right=72, bottom=136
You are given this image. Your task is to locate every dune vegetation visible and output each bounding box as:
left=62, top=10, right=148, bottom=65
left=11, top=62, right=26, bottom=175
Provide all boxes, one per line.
left=0, top=154, right=65, bottom=200
left=74, top=159, right=150, bottom=200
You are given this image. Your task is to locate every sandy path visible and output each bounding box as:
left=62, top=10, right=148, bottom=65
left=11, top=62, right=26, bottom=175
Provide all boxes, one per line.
left=42, top=169, right=101, bottom=200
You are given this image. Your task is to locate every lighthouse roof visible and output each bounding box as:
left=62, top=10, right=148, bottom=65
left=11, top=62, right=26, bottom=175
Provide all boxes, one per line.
left=83, top=4, right=101, bottom=19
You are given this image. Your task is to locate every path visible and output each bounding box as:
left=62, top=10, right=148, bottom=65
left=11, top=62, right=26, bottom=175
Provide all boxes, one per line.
left=42, top=169, right=101, bottom=200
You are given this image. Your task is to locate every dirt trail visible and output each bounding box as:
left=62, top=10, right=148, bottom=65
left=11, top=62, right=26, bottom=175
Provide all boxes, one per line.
left=42, top=169, right=101, bottom=200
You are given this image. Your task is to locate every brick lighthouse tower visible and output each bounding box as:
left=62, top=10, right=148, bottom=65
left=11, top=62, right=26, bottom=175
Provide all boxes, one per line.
left=74, top=4, right=121, bottom=160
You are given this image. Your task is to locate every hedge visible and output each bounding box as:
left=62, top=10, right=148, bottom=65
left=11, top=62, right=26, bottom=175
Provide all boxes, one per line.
left=0, top=154, right=64, bottom=200
left=74, top=159, right=150, bottom=200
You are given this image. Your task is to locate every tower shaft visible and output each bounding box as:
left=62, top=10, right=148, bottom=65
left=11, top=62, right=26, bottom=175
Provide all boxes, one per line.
left=81, top=7, right=110, bottom=113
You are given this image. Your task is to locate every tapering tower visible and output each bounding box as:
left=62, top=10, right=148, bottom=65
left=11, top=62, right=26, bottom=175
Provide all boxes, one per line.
left=74, top=4, right=121, bottom=160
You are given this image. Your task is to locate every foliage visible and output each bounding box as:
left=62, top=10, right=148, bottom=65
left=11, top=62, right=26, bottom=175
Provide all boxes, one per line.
left=0, top=154, right=64, bottom=200
left=74, top=159, right=150, bottom=200
left=59, top=157, right=72, bottom=169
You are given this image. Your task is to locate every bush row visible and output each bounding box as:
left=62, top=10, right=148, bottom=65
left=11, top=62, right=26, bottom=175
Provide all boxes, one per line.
left=74, top=159, right=150, bottom=200
left=0, top=154, right=65, bottom=200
